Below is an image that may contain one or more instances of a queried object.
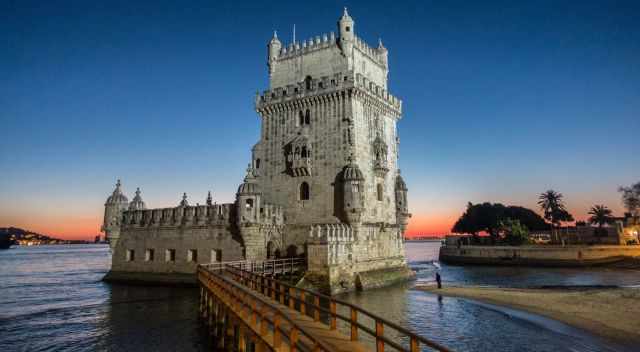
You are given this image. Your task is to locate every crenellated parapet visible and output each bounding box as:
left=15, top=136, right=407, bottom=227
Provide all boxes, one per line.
left=256, top=71, right=401, bottom=115
left=309, top=223, right=355, bottom=266
left=277, top=32, right=338, bottom=60
left=353, top=73, right=402, bottom=114
left=271, top=33, right=387, bottom=68
left=256, top=71, right=354, bottom=110
left=121, top=203, right=235, bottom=229
left=257, top=202, right=285, bottom=225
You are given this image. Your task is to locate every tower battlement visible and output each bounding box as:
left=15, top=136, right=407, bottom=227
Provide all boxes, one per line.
left=272, top=33, right=387, bottom=69
left=256, top=71, right=401, bottom=114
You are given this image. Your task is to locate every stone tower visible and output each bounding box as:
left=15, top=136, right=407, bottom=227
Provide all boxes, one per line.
left=254, top=9, right=404, bottom=232
left=102, top=180, right=129, bottom=250
left=253, top=9, right=412, bottom=292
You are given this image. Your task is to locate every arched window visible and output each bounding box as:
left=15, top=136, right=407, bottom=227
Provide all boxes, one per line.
left=245, top=199, right=254, bottom=209
left=305, top=76, right=312, bottom=90
left=255, top=158, right=261, bottom=169
left=301, top=146, right=307, bottom=158
left=304, top=109, right=310, bottom=124
left=377, top=184, right=383, bottom=201
left=298, top=111, right=304, bottom=126
left=300, top=182, right=310, bottom=200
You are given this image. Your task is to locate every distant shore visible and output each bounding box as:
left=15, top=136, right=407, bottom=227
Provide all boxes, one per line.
left=417, top=285, right=640, bottom=343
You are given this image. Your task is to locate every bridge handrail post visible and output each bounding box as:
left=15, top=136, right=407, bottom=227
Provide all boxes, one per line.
left=410, top=336, right=419, bottom=352
left=330, top=300, right=337, bottom=330
left=289, top=326, right=300, bottom=352
left=279, top=284, right=285, bottom=305
left=314, top=296, right=320, bottom=321
left=270, top=279, right=276, bottom=301
left=350, top=307, right=358, bottom=341
left=300, top=291, right=306, bottom=315
left=273, top=312, right=282, bottom=348
left=288, top=287, right=295, bottom=309
left=376, top=319, right=384, bottom=352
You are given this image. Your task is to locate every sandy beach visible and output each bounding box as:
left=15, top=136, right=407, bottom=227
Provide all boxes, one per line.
left=417, top=285, right=640, bottom=342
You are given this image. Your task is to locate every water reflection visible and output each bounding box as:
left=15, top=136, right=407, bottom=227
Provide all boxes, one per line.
left=1, top=243, right=638, bottom=351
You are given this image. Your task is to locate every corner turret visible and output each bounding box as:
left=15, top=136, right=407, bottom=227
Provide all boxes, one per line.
left=338, top=7, right=354, bottom=58
left=129, top=187, right=146, bottom=210
left=267, top=31, right=281, bottom=76
left=378, top=38, right=388, bottom=68
left=102, top=180, right=129, bottom=250
left=394, top=171, right=411, bottom=234
left=236, top=165, right=261, bottom=225
left=342, top=160, right=365, bottom=225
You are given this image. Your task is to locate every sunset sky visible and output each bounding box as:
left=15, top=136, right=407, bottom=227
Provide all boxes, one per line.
left=2, top=1, right=639, bottom=240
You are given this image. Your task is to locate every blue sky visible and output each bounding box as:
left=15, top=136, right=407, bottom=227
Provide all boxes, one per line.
left=1, top=0, right=639, bottom=238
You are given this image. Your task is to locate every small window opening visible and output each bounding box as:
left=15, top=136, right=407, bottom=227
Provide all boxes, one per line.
left=255, top=158, right=261, bottom=169
left=305, top=76, right=312, bottom=90
left=346, top=26, right=350, bottom=32
left=187, top=249, right=198, bottom=263
left=300, top=182, right=310, bottom=200
left=245, top=199, right=254, bottom=209
left=126, top=249, right=135, bottom=262
left=165, top=249, right=176, bottom=262
left=298, top=111, right=304, bottom=126
left=145, top=249, right=154, bottom=261
left=304, top=109, right=310, bottom=124
left=211, top=249, right=222, bottom=263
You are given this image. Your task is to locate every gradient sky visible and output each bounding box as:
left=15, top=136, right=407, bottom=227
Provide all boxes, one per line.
left=1, top=1, right=639, bottom=240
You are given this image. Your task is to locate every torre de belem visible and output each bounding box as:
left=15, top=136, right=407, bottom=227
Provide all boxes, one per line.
left=102, top=9, right=413, bottom=294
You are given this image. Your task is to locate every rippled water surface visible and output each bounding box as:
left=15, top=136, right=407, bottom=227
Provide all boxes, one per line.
left=1, top=243, right=638, bottom=351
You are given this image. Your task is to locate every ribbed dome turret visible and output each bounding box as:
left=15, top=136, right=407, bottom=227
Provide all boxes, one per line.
left=106, top=180, right=129, bottom=204
left=395, top=173, right=408, bottom=191
left=237, top=181, right=260, bottom=195
left=342, top=162, right=364, bottom=181
left=129, top=187, right=146, bottom=210
left=237, top=165, right=261, bottom=195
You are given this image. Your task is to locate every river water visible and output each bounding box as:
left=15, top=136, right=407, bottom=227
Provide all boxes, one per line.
left=0, top=243, right=638, bottom=351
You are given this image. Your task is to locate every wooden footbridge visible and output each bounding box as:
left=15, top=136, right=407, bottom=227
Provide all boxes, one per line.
left=198, top=258, right=452, bottom=352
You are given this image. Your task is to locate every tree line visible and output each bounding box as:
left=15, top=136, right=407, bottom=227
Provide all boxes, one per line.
left=451, top=181, right=640, bottom=245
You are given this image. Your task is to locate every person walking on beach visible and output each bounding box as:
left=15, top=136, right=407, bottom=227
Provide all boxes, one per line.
left=435, top=272, right=442, bottom=289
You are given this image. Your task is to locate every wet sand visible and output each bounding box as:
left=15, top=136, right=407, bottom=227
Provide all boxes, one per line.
left=417, top=285, right=640, bottom=342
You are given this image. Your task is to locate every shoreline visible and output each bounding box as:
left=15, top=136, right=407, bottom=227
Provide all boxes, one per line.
left=417, top=285, right=640, bottom=343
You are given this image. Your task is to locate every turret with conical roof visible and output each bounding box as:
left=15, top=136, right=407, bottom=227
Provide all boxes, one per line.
left=267, top=30, right=281, bottom=76
left=129, top=187, right=146, bottom=211
left=341, top=158, right=365, bottom=224
left=338, top=7, right=355, bottom=58
left=102, top=179, right=130, bottom=250
left=394, top=171, right=411, bottom=233
left=236, top=165, right=262, bottom=225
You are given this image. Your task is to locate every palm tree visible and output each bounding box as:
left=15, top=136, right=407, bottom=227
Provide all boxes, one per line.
left=538, top=190, right=574, bottom=242
left=588, top=205, right=614, bottom=243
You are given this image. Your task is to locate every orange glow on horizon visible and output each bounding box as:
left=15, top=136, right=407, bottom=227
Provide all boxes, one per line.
left=3, top=202, right=625, bottom=241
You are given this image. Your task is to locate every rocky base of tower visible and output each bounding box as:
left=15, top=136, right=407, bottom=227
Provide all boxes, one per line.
left=298, top=259, right=415, bottom=295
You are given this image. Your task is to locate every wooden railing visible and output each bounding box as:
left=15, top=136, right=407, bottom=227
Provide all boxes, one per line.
left=223, top=265, right=452, bottom=352
left=201, top=257, right=305, bottom=275
left=199, top=265, right=335, bottom=351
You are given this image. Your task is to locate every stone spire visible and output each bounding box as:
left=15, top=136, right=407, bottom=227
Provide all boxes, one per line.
left=338, top=7, right=355, bottom=61
left=129, top=187, right=146, bottom=210
left=179, top=192, right=189, bottom=207
left=206, top=191, right=213, bottom=206
left=106, top=179, right=128, bottom=205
